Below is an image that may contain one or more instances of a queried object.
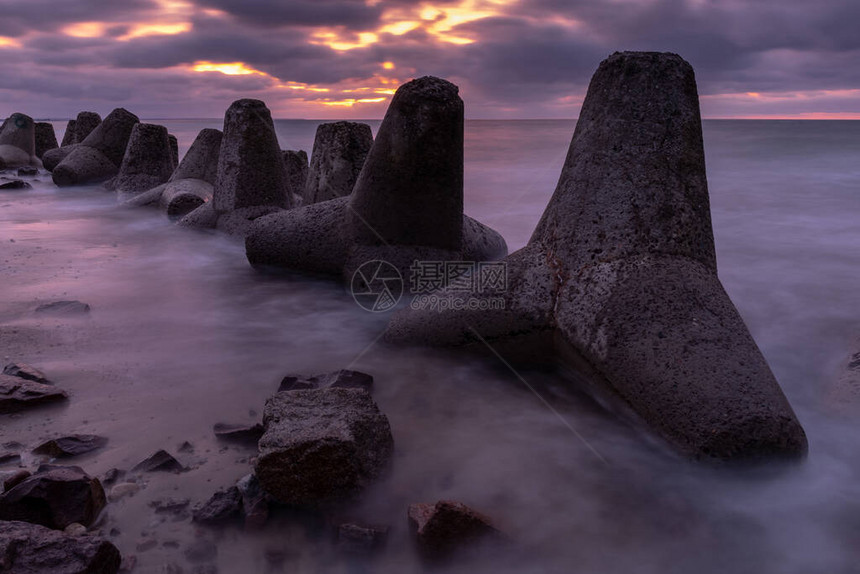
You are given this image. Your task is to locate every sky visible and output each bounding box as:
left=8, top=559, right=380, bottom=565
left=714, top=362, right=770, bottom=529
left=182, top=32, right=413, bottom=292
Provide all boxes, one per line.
left=1, top=0, right=859, bottom=120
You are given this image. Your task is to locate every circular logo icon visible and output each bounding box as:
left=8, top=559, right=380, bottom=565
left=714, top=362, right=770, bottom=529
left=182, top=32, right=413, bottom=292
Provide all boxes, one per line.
left=351, top=260, right=403, bottom=312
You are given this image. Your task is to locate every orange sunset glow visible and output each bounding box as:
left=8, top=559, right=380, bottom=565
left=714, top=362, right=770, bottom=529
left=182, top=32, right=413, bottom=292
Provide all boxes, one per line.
left=0, top=0, right=857, bottom=119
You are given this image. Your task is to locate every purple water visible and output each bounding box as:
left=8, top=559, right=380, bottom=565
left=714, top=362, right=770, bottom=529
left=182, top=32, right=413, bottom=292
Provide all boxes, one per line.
left=1, top=119, right=859, bottom=573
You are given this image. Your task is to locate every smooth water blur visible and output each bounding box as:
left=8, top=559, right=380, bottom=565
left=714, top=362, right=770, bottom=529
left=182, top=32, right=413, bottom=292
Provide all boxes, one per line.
left=1, top=120, right=859, bottom=574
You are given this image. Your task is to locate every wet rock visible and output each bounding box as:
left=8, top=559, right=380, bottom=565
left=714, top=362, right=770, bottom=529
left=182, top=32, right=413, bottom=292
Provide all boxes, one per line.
left=3, top=470, right=30, bottom=491
left=0, top=180, right=31, bottom=190
left=17, top=166, right=38, bottom=176
left=0, top=452, right=21, bottom=466
left=408, top=500, right=503, bottom=559
left=0, top=520, right=121, bottom=574
left=212, top=422, right=264, bottom=444
left=131, top=450, right=184, bottom=473
left=102, top=468, right=125, bottom=486
left=192, top=486, right=242, bottom=525
left=33, top=435, right=108, bottom=458
left=303, top=122, right=372, bottom=205
left=108, top=484, right=137, bottom=502
left=0, top=465, right=107, bottom=529
left=34, top=122, right=58, bottom=159
left=114, top=123, right=175, bottom=199
left=385, top=52, right=808, bottom=462
left=3, top=361, right=50, bottom=384
left=236, top=473, right=269, bottom=530
left=336, top=522, right=388, bottom=555
left=35, top=300, right=90, bottom=315
left=246, top=77, right=507, bottom=285
left=282, top=149, right=308, bottom=200
left=182, top=100, right=292, bottom=236
left=277, top=369, right=373, bottom=392
left=255, top=387, right=393, bottom=507
left=52, top=108, right=139, bottom=187
left=0, top=112, right=41, bottom=169
left=149, top=497, right=190, bottom=514
left=64, top=522, right=87, bottom=537
left=0, top=373, right=68, bottom=414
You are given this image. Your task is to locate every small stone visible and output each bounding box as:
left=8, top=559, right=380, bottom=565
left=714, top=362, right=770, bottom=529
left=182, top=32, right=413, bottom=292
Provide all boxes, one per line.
left=0, top=374, right=68, bottom=414
left=336, top=522, right=389, bottom=555
left=64, top=522, right=88, bottom=536
left=102, top=468, right=126, bottom=486
left=149, top=497, right=190, bottom=514
left=17, top=166, right=38, bottom=176
left=3, top=361, right=51, bottom=384
left=408, top=500, right=504, bottom=559
left=109, top=482, right=140, bottom=502
left=192, top=487, right=242, bottom=525
left=177, top=441, right=195, bottom=453
left=33, top=434, right=108, bottom=458
left=131, top=450, right=184, bottom=473
left=0, top=180, right=31, bottom=189
left=0, top=451, right=21, bottom=465
left=34, top=300, right=91, bottom=315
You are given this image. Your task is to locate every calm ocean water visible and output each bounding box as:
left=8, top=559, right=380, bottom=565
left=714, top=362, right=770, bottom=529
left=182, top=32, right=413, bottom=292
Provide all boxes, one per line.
left=3, top=119, right=860, bottom=573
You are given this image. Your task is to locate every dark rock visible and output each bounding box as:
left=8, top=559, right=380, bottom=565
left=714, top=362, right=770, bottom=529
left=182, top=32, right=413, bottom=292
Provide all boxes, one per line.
left=181, top=100, right=294, bottom=235
left=336, top=522, right=388, bottom=555
left=114, top=123, right=175, bottom=199
left=236, top=473, right=269, bottom=530
left=0, top=373, right=68, bottom=414
left=282, top=149, right=308, bottom=200
left=35, top=300, right=90, bottom=315
left=3, top=470, right=31, bottom=491
left=385, top=52, right=808, bottom=462
left=53, top=108, right=139, bottom=187
left=212, top=422, right=264, bottom=444
left=17, top=166, right=38, bottom=176
left=0, top=180, right=31, bottom=190
left=0, top=520, right=121, bottom=574
left=0, top=112, right=40, bottom=169
left=149, top=497, right=190, bottom=514
left=3, top=361, right=50, bottom=384
left=101, top=468, right=125, bottom=486
left=245, top=77, right=507, bottom=285
left=0, top=465, right=107, bottom=529
left=33, top=435, right=108, bottom=458
left=255, top=387, right=393, bottom=507
left=131, top=450, right=184, bottom=473
left=0, top=452, right=21, bottom=465
left=192, top=486, right=242, bottom=525
left=34, top=122, right=58, bottom=159
left=277, top=369, right=373, bottom=392
left=177, top=441, right=194, bottom=453
left=408, top=500, right=503, bottom=559
left=303, top=122, right=372, bottom=204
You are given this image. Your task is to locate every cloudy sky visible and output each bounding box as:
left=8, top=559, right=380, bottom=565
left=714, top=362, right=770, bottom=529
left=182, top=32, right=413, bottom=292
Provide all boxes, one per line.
left=1, top=0, right=859, bottom=120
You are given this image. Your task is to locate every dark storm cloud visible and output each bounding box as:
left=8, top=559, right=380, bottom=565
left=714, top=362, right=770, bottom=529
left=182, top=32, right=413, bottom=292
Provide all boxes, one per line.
left=194, top=0, right=383, bottom=29
left=0, top=0, right=156, bottom=36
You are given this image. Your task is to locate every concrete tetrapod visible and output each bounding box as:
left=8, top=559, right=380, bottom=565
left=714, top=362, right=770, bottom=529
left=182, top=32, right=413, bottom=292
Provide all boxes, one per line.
left=0, top=113, right=41, bottom=169
left=245, top=76, right=507, bottom=285
left=384, top=52, right=808, bottom=462
left=52, top=108, right=139, bottom=186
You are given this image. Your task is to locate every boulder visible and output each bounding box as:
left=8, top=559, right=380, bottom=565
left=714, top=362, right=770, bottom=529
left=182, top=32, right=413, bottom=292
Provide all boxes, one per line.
left=245, top=77, right=507, bottom=286
left=0, top=374, right=68, bottom=414
left=3, top=361, right=50, bottom=384
left=255, top=387, right=393, bottom=507
left=114, top=123, right=174, bottom=200
left=303, top=122, right=372, bottom=204
left=34, top=122, right=58, bottom=159
left=0, top=520, right=121, bottom=574
left=52, top=108, right=139, bottom=187
left=0, top=465, right=107, bottom=529
left=181, top=100, right=291, bottom=236
left=131, top=450, right=184, bottom=473
left=33, top=435, right=108, bottom=458
left=385, top=52, right=808, bottom=461
left=0, top=112, right=41, bottom=169
left=282, top=149, right=308, bottom=200
left=408, top=500, right=503, bottom=559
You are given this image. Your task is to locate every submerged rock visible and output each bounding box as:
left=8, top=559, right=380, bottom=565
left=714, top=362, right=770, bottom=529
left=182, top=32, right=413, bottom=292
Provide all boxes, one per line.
left=408, top=500, right=504, bottom=560
left=385, top=52, right=808, bottom=462
left=246, top=77, right=507, bottom=285
left=0, top=520, right=121, bottom=574
left=255, top=387, right=393, bottom=507
left=0, top=465, right=107, bottom=529
left=0, top=374, right=68, bottom=414
left=303, top=122, right=372, bottom=205
left=3, top=362, right=50, bottom=384
left=0, top=112, right=41, bottom=169
left=114, top=123, right=174, bottom=199
left=181, top=100, right=292, bottom=237
left=52, top=108, right=139, bottom=187
left=33, top=435, right=108, bottom=458
left=34, top=122, right=58, bottom=159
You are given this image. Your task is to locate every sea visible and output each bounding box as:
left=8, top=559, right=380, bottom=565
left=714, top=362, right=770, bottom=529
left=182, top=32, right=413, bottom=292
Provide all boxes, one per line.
left=1, top=119, right=860, bottom=573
